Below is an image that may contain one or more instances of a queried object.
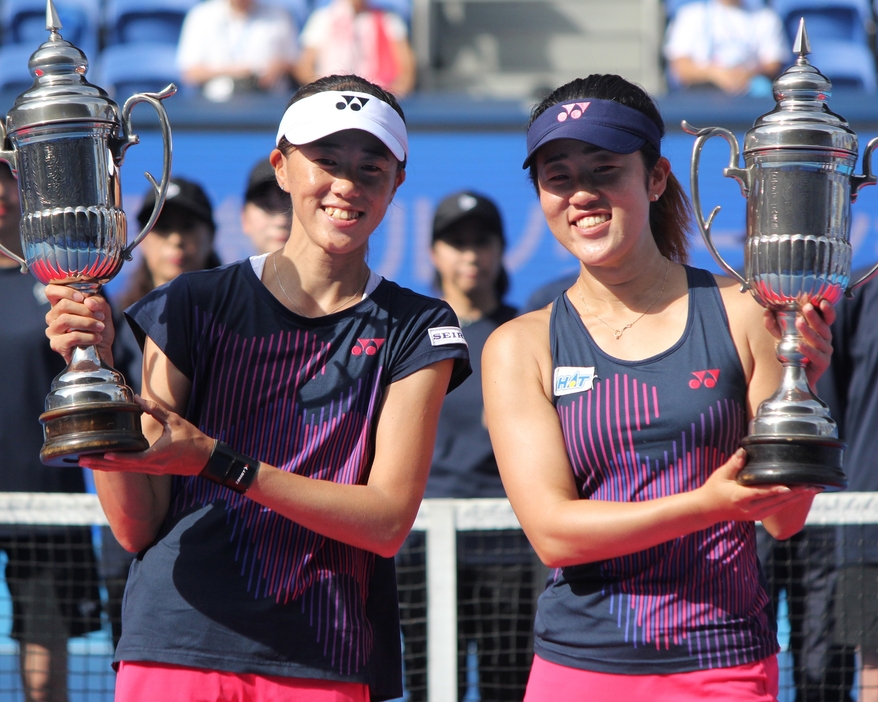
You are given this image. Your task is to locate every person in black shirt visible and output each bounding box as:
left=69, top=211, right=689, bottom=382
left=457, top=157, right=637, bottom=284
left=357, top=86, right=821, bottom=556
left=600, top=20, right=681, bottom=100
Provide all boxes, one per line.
left=398, top=191, right=537, bottom=702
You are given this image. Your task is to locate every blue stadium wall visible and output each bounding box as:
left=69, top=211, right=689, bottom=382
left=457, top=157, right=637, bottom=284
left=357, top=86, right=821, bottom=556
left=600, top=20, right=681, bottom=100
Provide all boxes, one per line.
left=106, top=100, right=878, bottom=308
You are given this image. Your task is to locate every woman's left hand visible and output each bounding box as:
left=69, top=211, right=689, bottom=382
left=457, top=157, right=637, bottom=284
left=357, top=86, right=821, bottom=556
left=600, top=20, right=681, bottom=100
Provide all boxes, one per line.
left=763, top=299, right=836, bottom=387
left=80, top=396, right=213, bottom=476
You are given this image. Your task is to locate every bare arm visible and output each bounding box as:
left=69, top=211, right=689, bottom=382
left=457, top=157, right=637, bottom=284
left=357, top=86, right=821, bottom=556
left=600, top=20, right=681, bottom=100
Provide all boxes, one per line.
left=722, top=283, right=835, bottom=540
left=181, top=64, right=255, bottom=87
left=81, top=338, right=453, bottom=558
left=482, top=313, right=810, bottom=568
left=669, top=57, right=754, bottom=94
left=44, top=285, right=174, bottom=551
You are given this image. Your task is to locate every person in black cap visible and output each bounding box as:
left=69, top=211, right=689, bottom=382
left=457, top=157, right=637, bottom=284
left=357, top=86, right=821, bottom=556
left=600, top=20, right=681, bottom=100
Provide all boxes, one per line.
left=240, top=157, right=292, bottom=255
left=481, top=74, right=835, bottom=701
left=101, top=176, right=222, bottom=653
left=397, top=190, right=536, bottom=701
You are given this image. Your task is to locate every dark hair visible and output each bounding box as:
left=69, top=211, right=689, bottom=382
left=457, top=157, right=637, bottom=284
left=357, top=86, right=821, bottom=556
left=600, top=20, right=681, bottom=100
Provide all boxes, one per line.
left=526, top=75, right=692, bottom=264
left=247, top=182, right=292, bottom=216
left=277, top=74, right=407, bottom=169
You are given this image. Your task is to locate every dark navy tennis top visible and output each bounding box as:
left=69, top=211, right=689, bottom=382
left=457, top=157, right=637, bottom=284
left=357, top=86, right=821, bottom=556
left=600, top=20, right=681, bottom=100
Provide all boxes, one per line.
left=537, top=265, right=778, bottom=674
left=117, top=259, right=470, bottom=700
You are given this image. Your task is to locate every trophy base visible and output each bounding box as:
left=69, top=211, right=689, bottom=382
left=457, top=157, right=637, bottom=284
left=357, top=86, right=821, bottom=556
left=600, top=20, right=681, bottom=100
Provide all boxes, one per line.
left=39, top=402, right=149, bottom=467
left=739, top=435, right=847, bottom=491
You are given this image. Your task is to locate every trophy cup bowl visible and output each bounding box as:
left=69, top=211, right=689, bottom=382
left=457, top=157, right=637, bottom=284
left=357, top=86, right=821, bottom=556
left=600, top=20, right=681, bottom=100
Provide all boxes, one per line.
left=0, top=0, right=175, bottom=466
left=681, top=20, right=878, bottom=490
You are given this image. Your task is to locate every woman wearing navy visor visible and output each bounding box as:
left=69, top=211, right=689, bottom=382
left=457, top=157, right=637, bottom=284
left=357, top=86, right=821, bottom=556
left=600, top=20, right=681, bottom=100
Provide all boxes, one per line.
left=43, top=74, right=470, bottom=702
left=482, top=74, right=833, bottom=701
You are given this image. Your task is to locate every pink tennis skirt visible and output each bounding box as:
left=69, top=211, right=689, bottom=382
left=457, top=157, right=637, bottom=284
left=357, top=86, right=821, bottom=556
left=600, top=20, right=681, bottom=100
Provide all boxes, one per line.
left=524, top=654, right=779, bottom=702
left=115, top=661, right=370, bottom=702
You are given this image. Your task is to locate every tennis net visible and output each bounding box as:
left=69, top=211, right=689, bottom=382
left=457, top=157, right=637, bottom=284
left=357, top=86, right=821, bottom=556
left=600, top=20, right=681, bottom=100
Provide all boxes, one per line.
left=0, top=493, right=874, bottom=702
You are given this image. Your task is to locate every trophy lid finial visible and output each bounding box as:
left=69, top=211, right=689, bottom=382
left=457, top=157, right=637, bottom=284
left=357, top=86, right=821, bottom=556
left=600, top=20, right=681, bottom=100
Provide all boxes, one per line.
left=793, top=17, right=811, bottom=58
left=2, top=0, right=120, bottom=133
left=45, top=0, right=62, bottom=34
left=744, top=17, right=856, bottom=155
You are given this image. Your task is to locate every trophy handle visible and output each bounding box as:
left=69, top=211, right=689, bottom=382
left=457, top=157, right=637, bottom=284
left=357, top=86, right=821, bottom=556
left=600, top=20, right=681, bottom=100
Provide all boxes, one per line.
left=0, top=123, right=26, bottom=272
left=117, top=84, right=177, bottom=260
left=681, top=121, right=750, bottom=291
left=846, top=136, right=878, bottom=295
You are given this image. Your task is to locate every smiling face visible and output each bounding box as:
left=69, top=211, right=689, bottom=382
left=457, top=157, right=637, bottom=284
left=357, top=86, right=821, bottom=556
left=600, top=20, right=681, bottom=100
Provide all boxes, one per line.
left=534, top=139, right=669, bottom=271
left=273, top=129, right=405, bottom=259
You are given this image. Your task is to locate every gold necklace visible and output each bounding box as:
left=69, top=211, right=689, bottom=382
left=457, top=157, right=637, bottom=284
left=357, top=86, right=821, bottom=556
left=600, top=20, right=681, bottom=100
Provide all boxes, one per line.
left=272, top=251, right=370, bottom=318
left=577, top=257, right=670, bottom=340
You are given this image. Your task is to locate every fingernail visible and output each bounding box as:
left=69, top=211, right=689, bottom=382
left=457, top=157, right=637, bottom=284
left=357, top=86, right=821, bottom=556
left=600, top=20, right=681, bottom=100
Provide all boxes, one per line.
left=72, top=292, right=84, bottom=302
left=95, top=322, right=105, bottom=331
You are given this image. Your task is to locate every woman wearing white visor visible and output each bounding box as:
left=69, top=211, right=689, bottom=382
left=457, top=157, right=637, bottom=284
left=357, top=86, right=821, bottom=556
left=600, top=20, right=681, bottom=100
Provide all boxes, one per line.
left=44, top=75, right=471, bottom=702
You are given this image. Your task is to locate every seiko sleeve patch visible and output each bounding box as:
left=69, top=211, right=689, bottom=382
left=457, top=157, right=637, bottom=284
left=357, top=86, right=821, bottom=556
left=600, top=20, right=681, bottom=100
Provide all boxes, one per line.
left=428, top=326, right=467, bottom=347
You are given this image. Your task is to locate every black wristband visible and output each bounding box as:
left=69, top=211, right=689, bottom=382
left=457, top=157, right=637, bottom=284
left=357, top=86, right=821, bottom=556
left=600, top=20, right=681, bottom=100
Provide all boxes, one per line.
left=199, top=440, right=260, bottom=494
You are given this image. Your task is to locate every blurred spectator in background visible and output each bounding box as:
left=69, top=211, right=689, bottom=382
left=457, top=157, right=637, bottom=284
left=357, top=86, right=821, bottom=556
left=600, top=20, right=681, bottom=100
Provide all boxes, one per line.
left=663, top=0, right=790, bottom=95
left=296, top=0, right=416, bottom=96
left=177, top=0, right=300, bottom=102
left=240, top=157, right=292, bottom=255
left=0, top=163, right=103, bottom=702
left=396, top=191, right=536, bottom=701
left=814, top=270, right=878, bottom=702
left=102, top=177, right=221, bottom=651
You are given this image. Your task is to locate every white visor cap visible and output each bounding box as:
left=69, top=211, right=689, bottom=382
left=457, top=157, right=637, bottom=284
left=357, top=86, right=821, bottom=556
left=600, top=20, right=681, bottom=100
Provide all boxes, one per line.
left=275, top=91, right=408, bottom=162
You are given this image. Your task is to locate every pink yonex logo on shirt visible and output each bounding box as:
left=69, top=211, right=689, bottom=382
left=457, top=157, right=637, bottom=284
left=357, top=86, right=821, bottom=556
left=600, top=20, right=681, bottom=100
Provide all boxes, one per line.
left=689, top=369, right=720, bottom=389
left=351, top=338, right=386, bottom=356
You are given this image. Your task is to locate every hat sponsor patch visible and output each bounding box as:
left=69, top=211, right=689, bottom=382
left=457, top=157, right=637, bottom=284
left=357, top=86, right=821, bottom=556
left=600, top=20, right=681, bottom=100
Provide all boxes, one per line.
left=428, top=326, right=467, bottom=347
left=553, top=366, right=596, bottom=396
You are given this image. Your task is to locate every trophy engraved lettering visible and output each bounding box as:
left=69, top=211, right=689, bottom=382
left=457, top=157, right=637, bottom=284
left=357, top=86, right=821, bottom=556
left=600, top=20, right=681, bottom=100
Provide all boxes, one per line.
left=682, top=20, right=878, bottom=490
left=0, top=0, right=175, bottom=466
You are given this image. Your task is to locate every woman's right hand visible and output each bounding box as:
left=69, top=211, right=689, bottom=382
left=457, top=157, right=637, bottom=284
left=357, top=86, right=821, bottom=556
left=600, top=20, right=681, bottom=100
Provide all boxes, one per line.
left=697, top=448, right=820, bottom=525
left=44, top=284, right=115, bottom=365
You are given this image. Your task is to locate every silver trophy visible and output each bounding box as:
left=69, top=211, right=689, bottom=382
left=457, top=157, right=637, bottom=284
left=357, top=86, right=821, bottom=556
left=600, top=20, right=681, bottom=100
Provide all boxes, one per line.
left=682, top=21, right=878, bottom=490
left=0, top=0, right=174, bottom=466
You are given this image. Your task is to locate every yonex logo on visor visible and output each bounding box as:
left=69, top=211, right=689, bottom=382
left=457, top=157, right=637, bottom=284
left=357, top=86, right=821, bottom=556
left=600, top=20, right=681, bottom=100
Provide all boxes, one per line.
left=557, top=103, right=590, bottom=121
left=276, top=90, right=408, bottom=162
left=523, top=98, right=662, bottom=168
left=336, top=95, right=369, bottom=111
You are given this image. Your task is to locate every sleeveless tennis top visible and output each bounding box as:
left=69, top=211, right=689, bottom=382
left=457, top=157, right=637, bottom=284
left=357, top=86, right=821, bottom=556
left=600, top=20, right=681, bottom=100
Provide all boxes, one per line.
left=537, top=265, right=778, bottom=675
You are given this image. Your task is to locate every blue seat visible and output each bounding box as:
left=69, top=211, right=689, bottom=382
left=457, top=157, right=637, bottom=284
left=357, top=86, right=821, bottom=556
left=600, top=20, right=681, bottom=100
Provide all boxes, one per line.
left=102, top=0, right=199, bottom=45
left=807, top=38, right=878, bottom=90
left=0, top=42, right=37, bottom=94
left=771, top=0, right=873, bottom=44
left=2, top=0, right=100, bottom=57
left=94, top=42, right=182, bottom=98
